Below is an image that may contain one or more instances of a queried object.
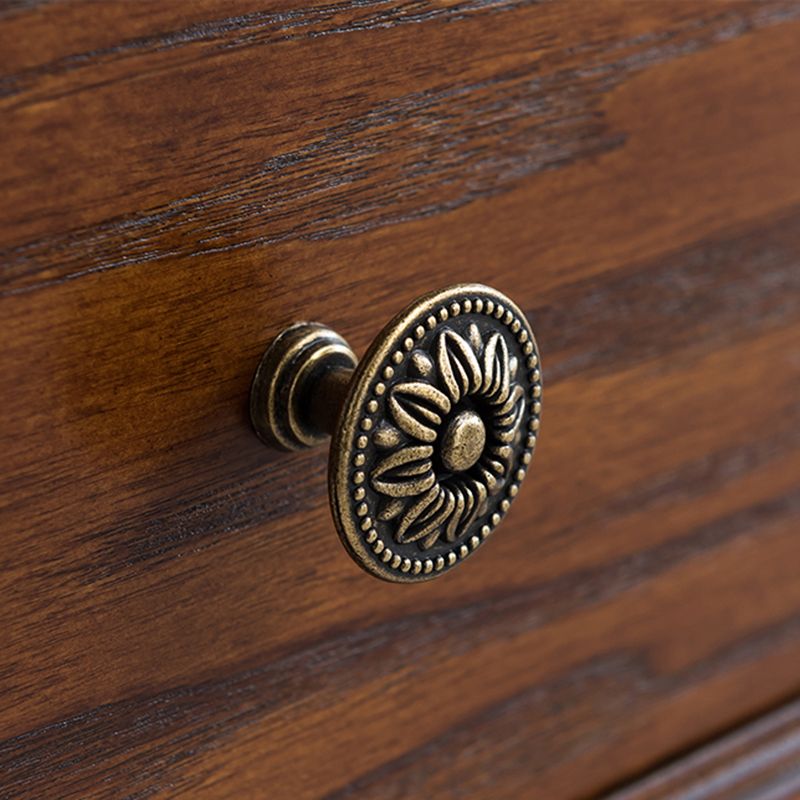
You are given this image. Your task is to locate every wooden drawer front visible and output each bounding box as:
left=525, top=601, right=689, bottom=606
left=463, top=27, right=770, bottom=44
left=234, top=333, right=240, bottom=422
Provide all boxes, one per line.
left=606, top=699, right=800, bottom=800
left=1, top=2, right=799, bottom=798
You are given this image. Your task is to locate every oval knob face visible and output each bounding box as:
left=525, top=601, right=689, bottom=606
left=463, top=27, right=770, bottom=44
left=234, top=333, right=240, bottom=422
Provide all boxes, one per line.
left=330, top=284, right=541, bottom=582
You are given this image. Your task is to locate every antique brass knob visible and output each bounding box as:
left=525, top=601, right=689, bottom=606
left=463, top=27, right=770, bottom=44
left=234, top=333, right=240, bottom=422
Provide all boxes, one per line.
left=250, top=284, right=542, bottom=582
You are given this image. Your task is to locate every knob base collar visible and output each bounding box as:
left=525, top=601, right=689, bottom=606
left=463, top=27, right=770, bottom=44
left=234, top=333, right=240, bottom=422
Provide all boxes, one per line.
left=250, top=322, right=357, bottom=450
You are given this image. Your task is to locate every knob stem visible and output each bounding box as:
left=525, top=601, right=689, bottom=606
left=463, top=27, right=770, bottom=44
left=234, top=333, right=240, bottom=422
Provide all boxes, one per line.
left=250, top=322, right=358, bottom=450
left=311, top=365, right=355, bottom=437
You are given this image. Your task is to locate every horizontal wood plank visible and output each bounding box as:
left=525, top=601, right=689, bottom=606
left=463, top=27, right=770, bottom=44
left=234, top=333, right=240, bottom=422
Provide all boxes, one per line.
left=1, top=1, right=799, bottom=798
left=604, top=697, right=800, bottom=800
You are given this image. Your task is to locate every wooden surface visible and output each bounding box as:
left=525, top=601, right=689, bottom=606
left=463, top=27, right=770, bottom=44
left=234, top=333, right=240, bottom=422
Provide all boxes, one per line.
left=1, top=1, right=800, bottom=798
left=605, top=697, right=800, bottom=800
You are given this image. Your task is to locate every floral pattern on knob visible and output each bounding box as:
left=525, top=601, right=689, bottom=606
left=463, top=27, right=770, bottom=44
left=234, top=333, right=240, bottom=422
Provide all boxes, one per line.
left=330, top=284, right=541, bottom=582
left=370, top=325, right=525, bottom=550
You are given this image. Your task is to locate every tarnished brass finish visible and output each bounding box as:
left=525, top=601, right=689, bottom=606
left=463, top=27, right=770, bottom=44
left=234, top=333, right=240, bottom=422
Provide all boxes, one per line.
left=250, top=323, right=356, bottom=450
left=250, top=284, right=542, bottom=582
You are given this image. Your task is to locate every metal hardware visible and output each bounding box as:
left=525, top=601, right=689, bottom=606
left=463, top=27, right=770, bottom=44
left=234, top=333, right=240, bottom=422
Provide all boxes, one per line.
left=250, top=284, right=542, bottom=582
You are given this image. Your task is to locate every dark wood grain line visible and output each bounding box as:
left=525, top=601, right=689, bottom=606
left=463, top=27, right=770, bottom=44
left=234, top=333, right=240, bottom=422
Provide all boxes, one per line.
left=0, top=0, right=54, bottom=21
left=2, top=496, right=798, bottom=800
left=0, top=68, right=623, bottom=293
left=3, top=2, right=796, bottom=295
left=537, top=411, right=800, bottom=551
left=78, top=452, right=328, bottom=582
left=321, top=622, right=800, bottom=800
left=2, top=653, right=655, bottom=800
left=12, top=484, right=800, bottom=735
left=538, top=205, right=800, bottom=384
left=0, top=0, right=538, bottom=104
left=603, top=697, right=800, bottom=800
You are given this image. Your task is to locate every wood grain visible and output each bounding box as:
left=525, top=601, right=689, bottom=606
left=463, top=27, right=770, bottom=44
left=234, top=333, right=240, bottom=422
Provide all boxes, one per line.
left=1, top=1, right=799, bottom=798
left=604, top=697, right=800, bottom=800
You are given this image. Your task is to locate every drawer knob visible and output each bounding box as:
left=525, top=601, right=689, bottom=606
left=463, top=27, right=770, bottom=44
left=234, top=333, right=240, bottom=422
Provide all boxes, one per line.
left=250, top=284, right=542, bottom=582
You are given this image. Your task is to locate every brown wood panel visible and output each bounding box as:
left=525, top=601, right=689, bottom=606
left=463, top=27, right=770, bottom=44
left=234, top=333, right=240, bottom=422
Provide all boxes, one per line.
left=1, top=1, right=799, bottom=798
left=604, top=697, right=800, bottom=800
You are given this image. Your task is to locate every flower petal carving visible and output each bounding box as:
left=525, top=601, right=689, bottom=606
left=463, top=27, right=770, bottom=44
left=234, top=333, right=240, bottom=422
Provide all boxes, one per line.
left=389, top=382, right=451, bottom=443
left=366, top=315, right=532, bottom=552
left=420, top=488, right=457, bottom=549
left=373, top=422, right=403, bottom=449
left=468, top=323, right=482, bottom=353
left=494, top=388, right=525, bottom=445
left=371, top=445, right=436, bottom=497
left=488, top=443, right=514, bottom=477
left=395, top=485, right=457, bottom=548
left=494, top=383, right=524, bottom=418
left=477, top=452, right=507, bottom=495
left=443, top=487, right=467, bottom=542
left=444, top=480, right=487, bottom=542
left=394, top=486, right=440, bottom=542
left=378, top=497, right=405, bottom=521
left=436, top=329, right=482, bottom=403
left=483, top=332, right=512, bottom=406
left=481, top=333, right=500, bottom=395
left=410, top=350, right=434, bottom=378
